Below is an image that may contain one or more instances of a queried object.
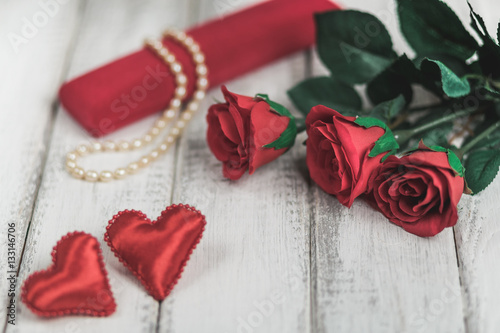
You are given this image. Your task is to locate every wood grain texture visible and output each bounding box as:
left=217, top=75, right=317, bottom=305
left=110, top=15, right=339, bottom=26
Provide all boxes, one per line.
left=156, top=1, right=315, bottom=332
left=0, top=0, right=84, bottom=327
left=452, top=1, right=500, bottom=332
left=6, top=1, right=192, bottom=332
left=1, top=0, right=500, bottom=332
left=310, top=0, right=471, bottom=332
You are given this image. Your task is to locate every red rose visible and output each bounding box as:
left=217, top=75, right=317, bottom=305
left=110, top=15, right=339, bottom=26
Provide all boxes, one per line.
left=306, top=105, right=392, bottom=207
left=368, top=143, right=465, bottom=237
left=206, top=86, right=295, bottom=180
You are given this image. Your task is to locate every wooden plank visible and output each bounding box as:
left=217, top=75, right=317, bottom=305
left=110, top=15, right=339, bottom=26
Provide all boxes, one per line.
left=453, top=1, right=500, bottom=332
left=311, top=0, right=467, bottom=331
left=8, top=0, right=192, bottom=332
left=0, top=0, right=84, bottom=328
left=157, top=1, right=314, bottom=331
left=454, top=179, right=500, bottom=333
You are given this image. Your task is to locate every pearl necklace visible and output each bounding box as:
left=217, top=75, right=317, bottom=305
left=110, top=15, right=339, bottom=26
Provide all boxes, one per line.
left=65, top=29, right=208, bottom=182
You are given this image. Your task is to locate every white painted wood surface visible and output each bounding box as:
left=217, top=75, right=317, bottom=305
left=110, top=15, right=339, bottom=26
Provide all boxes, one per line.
left=1, top=0, right=499, bottom=332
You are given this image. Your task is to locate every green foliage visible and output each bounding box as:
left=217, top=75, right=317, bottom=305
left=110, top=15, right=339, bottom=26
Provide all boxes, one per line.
left=287, top=0, right=500, bottom=195
left=255, top=94, right=297, bottom=150
left=366, top=55, right=416, bottom=104
left=315, top=10, right=397, bottom=84
left=397, top=0, right=478, bottom=60
left=368, top=95, right=406, bottom=122
left=354, top=117, right=400, bottom=161
left=287, top=77, right=361, bottom=117
left=420, top=59, right=471, bottom=97
left=465, top=149, right=500, bottom=194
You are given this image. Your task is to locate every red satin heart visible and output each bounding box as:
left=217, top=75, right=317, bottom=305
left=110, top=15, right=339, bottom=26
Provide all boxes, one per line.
left=104, top=204, right=206, bottom=301
left=21, top=232, right=116, bottom=317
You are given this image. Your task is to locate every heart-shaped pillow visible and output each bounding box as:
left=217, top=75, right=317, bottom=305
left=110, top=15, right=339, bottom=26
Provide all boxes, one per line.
left=104, top=204, right=206, bottom=301
left=21, top=232, right=116, bottom=317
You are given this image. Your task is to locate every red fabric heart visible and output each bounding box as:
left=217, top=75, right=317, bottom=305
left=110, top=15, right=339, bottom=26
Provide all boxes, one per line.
left=21, top=232, right=116, bottom=317
left=104, top=204, right=206, bottom=301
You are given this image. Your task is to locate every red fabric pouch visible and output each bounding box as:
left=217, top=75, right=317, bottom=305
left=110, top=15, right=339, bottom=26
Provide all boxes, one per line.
left=59, top=0, right=340, bottom=137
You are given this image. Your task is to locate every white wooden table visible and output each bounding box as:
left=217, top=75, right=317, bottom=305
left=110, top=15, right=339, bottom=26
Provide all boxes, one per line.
left=1, top=0, right=499, bottom=332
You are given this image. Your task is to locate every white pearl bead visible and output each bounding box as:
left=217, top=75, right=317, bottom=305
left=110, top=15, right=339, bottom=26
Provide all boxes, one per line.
left=176, top=31, right=187, bottom=40
left=171, top=98, right=182, bottom=108
left=114, top=168, right=127, bottom=179
left=103, top=141, right=117, bottom=151
left=182, top=112, right=192, bottom=121
left=184, top=37, right=194, bottom=46
left=175, top=86, right=187, bottom=98
left=190, top=44, right=200, bottom=53
left=195, top=91, right=205, bottom=100
left=197, top=78, right=208, bottom=88
left=66, top=160, right=76, bottom=170
left=85, top=170, right=99, bottom=182
left=165, top=135, right=175, bottom=144
left=139, top=156, right=150, bottom=167
left=66, top=152, right=77, bottom=161
left=118, top=141, right=130, bottom=151
left=76, top=145, right=90, bottom=156
left=149, top=127, right=161, bottom=136
left=194, top=53, right=205, bottom=63
left=188, top=101, right=199, bottom=111
left=164, top=109, right=176, bottom=119
left=172, top=63, right=182, bottom=73
left=150, top=150, right=160, bottom=160
left=127, top=162, right=140, bottom=174
left=166, top=54, right=176, bottom=63
left=155, top=119, right=167, bottom=129
left=71, top=167, right=85, bottom=179
left=159, top=48, right=169, bottom=56
left=143, top=134, right=153, bottom=143
left=177, top=74, right=187, bottom=85
left=159, top=144, right=168, bottom=152
left=99, top=171, right=113, bottom=182
left=91, top=142, right=103, bottom=152
left=196, top=65, right=207, bottom=75
left=176, top=120, right=186, bottom=129
left=132, top=139, right=143, bottom=149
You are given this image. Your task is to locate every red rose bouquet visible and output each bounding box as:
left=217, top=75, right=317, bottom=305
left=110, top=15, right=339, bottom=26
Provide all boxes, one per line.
left=207, top=0, right=500, bottom=237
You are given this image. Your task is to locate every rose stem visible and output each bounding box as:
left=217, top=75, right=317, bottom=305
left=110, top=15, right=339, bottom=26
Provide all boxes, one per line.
left=455, top=120, right=500, bottom=159
left=295, top=118, right=306, bottom=133
left=393, top=106, right=479, bottom=145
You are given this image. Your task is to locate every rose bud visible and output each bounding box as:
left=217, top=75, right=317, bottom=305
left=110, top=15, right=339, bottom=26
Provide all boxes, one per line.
left=306, top=105, right=399, bottom=207
left=206, top=86, right=297, bottom=180
left=368, top=142, right=466, bottom=237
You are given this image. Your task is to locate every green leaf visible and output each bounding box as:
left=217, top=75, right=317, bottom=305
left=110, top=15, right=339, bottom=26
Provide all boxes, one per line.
left=366, top=55, right=417, bottom=105
left=397, top=0, right=478, bottom=61
left=315, top=10, right=397, bottom=84
left=497, top=21, right=500, bottom=43
left=468, top=3, right=500, bottom=79
left=354, top=117, right=400, bottom=160
left=464, top=149, right=500, bottom=194
left=414, top=112, right=453, bottom=148
left=421, top=59, right=471, bottom=97
left=255, top=94, right=297, bottom=150
left=287, top=77, right=361, bottom=117
left=368, top=95, right=406, bottom=121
